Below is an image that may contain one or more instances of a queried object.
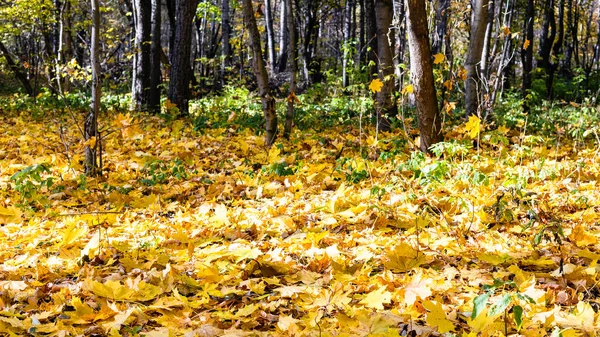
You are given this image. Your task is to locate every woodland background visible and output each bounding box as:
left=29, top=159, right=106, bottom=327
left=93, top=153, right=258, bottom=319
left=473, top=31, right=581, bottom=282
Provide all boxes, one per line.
left=1, top=0, right=600, bottom=336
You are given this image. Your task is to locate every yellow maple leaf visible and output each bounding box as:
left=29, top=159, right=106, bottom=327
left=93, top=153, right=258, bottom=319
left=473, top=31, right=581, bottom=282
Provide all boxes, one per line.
left=384, top=242, right=425, bottom=272
left=523, top=39, right=530, bottom=50
left=569, top=224, right=598, bottom=247
left=60, top=219, right=87, bottom=248
left=360, top=286, right=392, bottom=310
left=433, top=53, right=445, bottom=64
left=465, top=115, right=481, bottom=139
left=423, top=300, right=455, bottom=333
left=0, top=205, right=21, bottom=224
left=401, top=84, right=414, bottom=95
left=369, top=78, right=384, bottom=93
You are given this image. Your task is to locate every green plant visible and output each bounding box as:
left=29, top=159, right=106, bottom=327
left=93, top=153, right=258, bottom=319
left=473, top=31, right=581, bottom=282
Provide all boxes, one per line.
left=10, top=163, right=55, bottom=207
left=335, top=157, right=369, bottom=184
left=264, top=162, right=295, bottom=177
left=140, top=159, right=192, bottom=186
left=471, top=278, right=535, bottom=332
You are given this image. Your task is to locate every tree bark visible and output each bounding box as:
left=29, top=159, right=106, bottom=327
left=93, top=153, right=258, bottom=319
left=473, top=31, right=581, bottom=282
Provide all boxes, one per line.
left=56, top=0, right=73, bottom=92
left=488, top=0, right=515, bottom=113
left=342, top=0, right=354, bottom=88
left=522, top=0, right=534, bottom=112
left=539, top=0, right=556, bottom=100
left=264, top=0, right=276, bottom=71
left=284, top=0, right=297, bottom=139
left=0, top=41, right=34, bottom=97
left=222, top=0, right=232, bottom=72
left=464, top=0, right=488, bottom=117
left=167, top=0, right=199, bottom=115
left=132, top=0, right=152, bottom=111
left=87, top=0, right=101, bottom=176
left=243, top=0, right=278, bottom=146
left=374, top=0, right=396, bottom=132
left=364, top=0, right=378, bottom=77
left=148, top=0, right=162, bottom=113
left=406, top=0, right=442, bottom=152
left=432, top=0, right=450, bottom=55
left=277, top=0, right=289, bottom=72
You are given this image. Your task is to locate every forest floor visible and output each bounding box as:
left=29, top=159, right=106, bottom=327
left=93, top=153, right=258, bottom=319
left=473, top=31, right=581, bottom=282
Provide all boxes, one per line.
left=1, top=109, right=600, bottom=336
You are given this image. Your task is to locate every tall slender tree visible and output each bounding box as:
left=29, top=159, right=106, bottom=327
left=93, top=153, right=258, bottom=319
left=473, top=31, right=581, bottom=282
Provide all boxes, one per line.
left=374, top=0, right=396, bottom=132
left=277, top=0, right=289, bottom=72
left=406, top=0, right=442, bottom=152
left=132, top=0, right=152, bottom=111
left=464, top=0, right=489, bottom=116
left=221, top=0, right=232, bottom=77
left=87, top=0, right=101, bottom=176
left=243, top=0, right=278, bottom=146
left=284, top=0, right=298, bottom=139
left=264, top=0, right=276, bottom=70
left=539, top=0, right=556, bottom=99
left=148, top=0, right=162, bottom=113
left=522, top=0, right=534, bottom=112
left=167, top=0, right=199, bottom=115
left=342, top=0, right=354, bottom=88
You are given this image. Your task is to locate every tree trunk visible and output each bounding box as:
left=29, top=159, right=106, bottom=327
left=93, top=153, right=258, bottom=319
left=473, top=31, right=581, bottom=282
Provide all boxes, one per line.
left=167, top=0, right=199, bottom=115
left=56, top=0, right=73, bottom=92
left=264, top=0, right=276, bottom=71
left=301, top=0, right=321, bottom=84
left=132, top=0, right=152, bottom=111
left=488, top=0, right=515, bottom=113
left=243, top=0, right=278, bottom=146
left=148, top=0, right=162, bottom=113
left=365, top=0, right=378, bottom=77
left=284, top=0, right=297, bottom=139
left=87, top=0, right=101, bottom=176
left=464, top=0, right=488, bottom=117
left=0, top=41, right=34, bottom=97
left=166, top=0, right=177, bottom=57
left=432, top=0, right=450, bottom=55
left=406, top=0, right=442, bottom=152
left=522, top=0, right=534, bottom=112
left=342, top=0, right=354, bottom=88
left=277, top=0, right=289, bottom=72
left=539, top=0, right=556, bottom=100
left=222, top=0, right=232, bottom=69
left=374, top=0, right=396, bottom=132
left=555, top=0, right=564, bottom=56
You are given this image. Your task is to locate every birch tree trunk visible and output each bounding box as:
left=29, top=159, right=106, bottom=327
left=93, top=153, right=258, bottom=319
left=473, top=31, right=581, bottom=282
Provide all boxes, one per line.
left=243, top=0, right=278, bottom=146
left=87, top=0, right=101, bottom=176
left=264, top=0, right=276, bottom=70
left=132, top=0, right=152, bottom=111
left=277, top=0, right=288, bottom=72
